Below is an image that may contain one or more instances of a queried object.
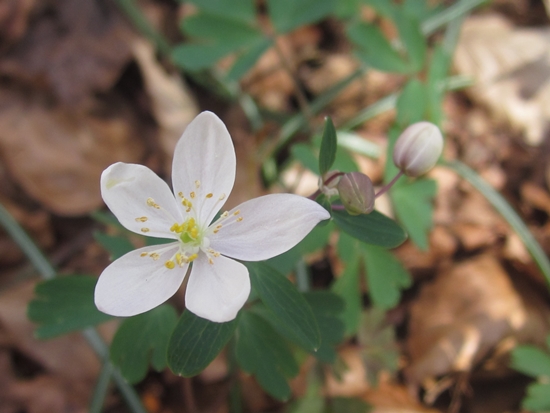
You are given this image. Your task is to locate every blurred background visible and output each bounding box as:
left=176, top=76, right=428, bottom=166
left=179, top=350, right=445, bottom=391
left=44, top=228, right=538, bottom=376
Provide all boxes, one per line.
left=2, top=0, right=550, bottom=412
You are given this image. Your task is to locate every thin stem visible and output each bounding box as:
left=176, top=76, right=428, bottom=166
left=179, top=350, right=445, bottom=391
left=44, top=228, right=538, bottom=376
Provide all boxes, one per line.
left=445, top=160, right=550, bottom=286
left=375, top=171, right=404, bottom=198
left=0, top=203, right=147, bottom=413
left=0, top=203, right=55, bottom=279
left=89, top=362, right=114, bottom=413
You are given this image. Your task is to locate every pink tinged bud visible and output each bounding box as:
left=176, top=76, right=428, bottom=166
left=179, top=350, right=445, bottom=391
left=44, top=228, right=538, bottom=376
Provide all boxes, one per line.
left=337, top=172, right=375, bottom=215
left=318, top=170, right=341, bottom=197
left=393, top=122, right=443, bottom=177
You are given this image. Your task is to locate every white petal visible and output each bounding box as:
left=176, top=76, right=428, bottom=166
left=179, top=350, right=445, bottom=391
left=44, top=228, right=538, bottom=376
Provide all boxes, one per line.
left=209, top=194, right=330, bottom=261
left=101, top=163, right=182, bottom=238
left=185, top=254, right=250, bottom=323
left=172, top=112, right=236, bottom=226
left=94, top=244, right=187, bottom=317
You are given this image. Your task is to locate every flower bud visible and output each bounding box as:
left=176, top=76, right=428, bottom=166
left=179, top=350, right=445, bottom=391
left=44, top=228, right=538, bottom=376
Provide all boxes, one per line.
left=337, top=172, right=375, bottom=215
left=318, top=170, right=341, bottom=197
left=393, top=122, right=443, bottom=177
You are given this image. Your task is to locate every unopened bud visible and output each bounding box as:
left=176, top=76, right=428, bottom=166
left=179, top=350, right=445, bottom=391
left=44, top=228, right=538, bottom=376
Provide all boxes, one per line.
left=393, top=122, right=443, bottom=177
left=318, top=170, right=341, bottom=197
left=337, top=172, right=375, bottom=215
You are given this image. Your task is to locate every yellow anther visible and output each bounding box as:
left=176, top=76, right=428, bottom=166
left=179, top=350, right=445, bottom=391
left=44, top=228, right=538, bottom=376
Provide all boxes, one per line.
left=146, top=198, right=160, bottom=209
left=188, top=253, right=198, bottom=262
left=141, top=228, right=150, bottom=233
left=150, top=253, right=160, bottom=260
left=190, top=191, right=195, bottom=199
left=206, top=193, right=213, bottom=198
left=236, top=217, right=243, bottom=222
left=176, top=253, right=184, bottom=266
left=195, top=180, right=201, bottom=188
left=140, top=252, right=148, bottom=257
left=219, top=194, right=226, bottom=200
left=135, top=216, right=148, bottom=222
left=165, top=260, right=175, bottom=269
left=221, top=211, right=229, bottom=218
left=182, top=198, right=193, bottom=212
left=190, top=227, right=198, bottom=239
left=213, top=229, right=219, bottom=234
left=178, top=191, right=184, bottom=198
left=209, top=258, right=214, bottom=265
left=233, top=210, right=240, bottom=216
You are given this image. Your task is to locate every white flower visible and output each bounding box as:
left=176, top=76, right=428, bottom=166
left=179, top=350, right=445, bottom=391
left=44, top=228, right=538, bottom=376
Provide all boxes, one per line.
left=94, top=111, right=330, bottom=323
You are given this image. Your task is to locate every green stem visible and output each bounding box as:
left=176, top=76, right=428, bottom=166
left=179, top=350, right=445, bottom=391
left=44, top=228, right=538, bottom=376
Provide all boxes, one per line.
left=445, top=161, right=550, bottom=286
left=0, top=203, right=55, bottom=279
left=421, top=0, right=488, bottom=35
left=89, top=362, right=114, bottom=413
left=0, top=203, right=147, bottom=413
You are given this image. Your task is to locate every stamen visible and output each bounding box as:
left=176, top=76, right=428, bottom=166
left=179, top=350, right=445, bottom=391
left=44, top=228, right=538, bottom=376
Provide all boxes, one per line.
left=182, top=198, right=193, bottom=212
left=178, top=192, right=184, bottom=198
left=219, top=194, right=226, bottom=201
left=176, top=253, right=184, bottom=266
left=141, top=228, right=150, bottom=233
left=233, top=210, right=240, bottom=216
left=236, top=217, right=243, bottom=222
left=209, top=258, right=214, bottom=265
left=206, top=193, right=213, bottom=198
left=135, top=216, right=148, bottom=222
left=146, top=198, right=161, bottom=209
left=190, top=191, right=195, bottom=199
left=140, top=252, right=148, bottom=257
left=165, top=260, right=175, bottom=269
left=221, top=211, right=229, bottom=218
left=188, top=253, right=198, bottom=262
left=195, top=180, right=201, bottom=188
left=150, top=253, right=160, bottom=260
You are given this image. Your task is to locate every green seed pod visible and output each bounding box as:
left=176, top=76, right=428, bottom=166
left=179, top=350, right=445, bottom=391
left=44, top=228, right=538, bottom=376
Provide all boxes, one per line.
left=393, top=122, right=443, bottom=177
left=337, top=172, right=375, bottom=215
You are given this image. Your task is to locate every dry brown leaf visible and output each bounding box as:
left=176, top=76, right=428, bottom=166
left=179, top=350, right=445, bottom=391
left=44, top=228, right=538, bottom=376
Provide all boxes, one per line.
left=0, top=0, right=135, bottom=106
left=405, top=255, right=550, bottom=395
left=0, top=281, right=101, bottom=412
left=454, top=14, right=550, bottom=145
left=0, top=89, right=146, bottom=215
left=132, top=39, right=199, bottom=176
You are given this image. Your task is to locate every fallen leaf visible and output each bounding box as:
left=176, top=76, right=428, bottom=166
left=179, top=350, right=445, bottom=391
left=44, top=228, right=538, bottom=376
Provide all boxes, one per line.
left=0, top=89, right=146, bottom=215
left=0, top=0, right=135, bottom=106
left=405, top=255, right=550, bottom=397
left=131, top=39, right=199, bottom=176
left=454, top=14, right=550, bottom=145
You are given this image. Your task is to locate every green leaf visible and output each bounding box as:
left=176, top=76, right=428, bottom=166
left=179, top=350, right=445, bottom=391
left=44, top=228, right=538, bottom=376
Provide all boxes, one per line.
left=347, top=22, right=408, bottom=73
left=319, top=117, right=338, bottom=176
left=174, top=11, right=265, bottom=71
left=332, top=253, right=362, bottom=336
left=357, top=308, right=400, bottom=385
left=292, top=143, right=320, bottom=174
left=522, top=382, right=550, bottom=412
left=182, top=12, right=262, bottom=49
left=391, top=178, right=437, bottom=250
left=394, top=10, right=426, bottom=72
left=187, top=0, right=257, bottom=22
left=396, top=78, right=427, bottom=126
left=110, top=305, right=178, bottom=384
left=247, top=262, right=321, bottom=351
left=303, top=292, right=345, bottom=363
left=361, top=244, right=411, bottom=309
left=267, top=0, right=336, bottom=34
left=167, top=310, right=237, bottom=377
left=28, top=276, right=113, bottom=339
left=327, top=397, right=371, bottom=413
left=227, top=37, right=272, bottom=81
left=332, top=209, right=407, bottom=248
left=93, top=231, right=134, bottom=260
left=236, top=311, right=298, bottom=400
left=511, top=345, right=550, bottom=378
